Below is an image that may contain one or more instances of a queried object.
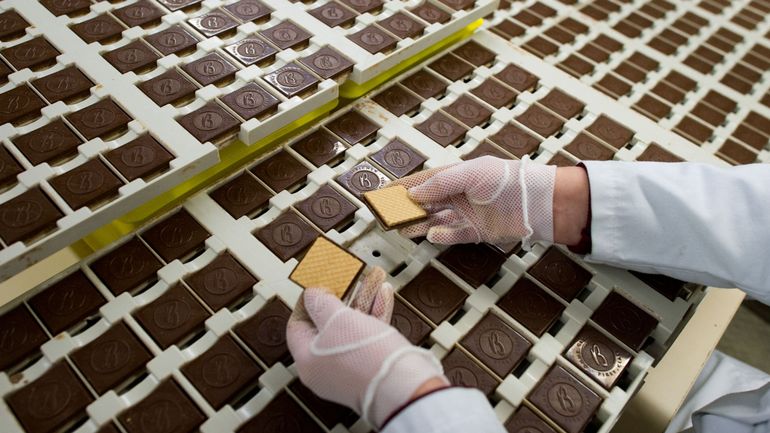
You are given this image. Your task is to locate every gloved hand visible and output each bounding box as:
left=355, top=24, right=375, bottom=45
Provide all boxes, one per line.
left=286, top=267, right=447, bottom=428
left=392, top=155, right=555, bottom=249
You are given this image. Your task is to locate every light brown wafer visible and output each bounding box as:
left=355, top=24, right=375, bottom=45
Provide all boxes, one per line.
left=290, top=237, right=364, bottom=298
left=363, top=185, right=428, bottom=230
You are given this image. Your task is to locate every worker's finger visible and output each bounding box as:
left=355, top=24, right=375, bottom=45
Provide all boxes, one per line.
left=388, top=165, right=454, bottom=190
left=408, top=164, right=473, bottom=204
left=286, top=315, right=316, bottom=364
left=399, top=209, right=462, bottom=239
left=350, top=266, right=386, bottom=314
left=370, top=282, right=394, bottom=323
left=427, top=223, right=482, bottom=245
left=303, top=288, right=347, bottom=328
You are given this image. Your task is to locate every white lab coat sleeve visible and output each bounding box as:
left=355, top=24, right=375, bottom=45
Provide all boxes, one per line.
left=381, top=387, right=505, bottom=433
left=582, top=161, right=770, bottom=304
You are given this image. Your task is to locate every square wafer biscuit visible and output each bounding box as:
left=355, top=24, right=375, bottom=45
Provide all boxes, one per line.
left=290, top=237, right=364, bottom=298
left=364, top=185, right=428, bottom=230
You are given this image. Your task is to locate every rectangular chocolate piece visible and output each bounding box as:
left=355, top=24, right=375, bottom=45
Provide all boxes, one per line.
left=488, top=124, right=540, bottom=157
left=296, top=183, right=357, bottom=232
left=157, top=0, right=204, bottom=11
left=0, top=85, right=46, bottom=126
left=391, top=298, right=433, bottom=345
left=528, top=365, right=601, bottom=433
left=185, top=252, right=257, bottom=311
left=289, top=380, right=356, bottom=428
left=90, top=237, right=162, bottom=295
left=586, top=115, right=634, bottom=149
left=528, top=247, right=591, bottom=301
left=336, top=161, right=390, bottom=199
left=290, top=237, right=364, bottom=299
left=237, top=392, right=324, bottom=433
left=565, top=325, right=632, bottom=389
left=442, top=347, right=499, bottom=397
left=2, top=37, right=59, bottom=71
left=70, top=321, right=152, bottom=394
left=592, top=291, right=658, bottom=351
left=370, top=138, right=425, bottom=178
left=104, top=134, right=174, bottom=181
left=453, top=40, right=496, bottom=67
left=349, top=26, right=397, bottom=54
left=234, top=297, right=292, bottom=366
left=497, top=277, right=564, bottom=337
left=374, top=85, right=422, bottom=117
left=299, top=46, right=354, bottom=80
left=113, top=0, right=164, bottom=28
left=470, top=78, right=517, bottom=109
left=182, top=52, right=238, bottom=87
left=429, top=53, right=474, bottom=81
left=40, top=0, right=91, bottom=17
left=262, top=62, right=319, bottom=98
left=49, top=158, right=124, bottom=210
left=250, top=150, right=310, bottom=192
left=460, top=313, right=531, bottom=378
left=225, top=0, right=272, bottom=22
left=416, top=112, right=467, bottom=147
left=364, top=185, right=427, bottom=230
left=636, top=143, right=682, bottom=162
left=438, top=243, right=506, bottom=287
left=103, top=40, right=160, bottom=73
left=326, top=111, right=379, bottom=145
left=540, top=88, right=584, bottom=119
left=401, top=69, right=447, bottom=99
left=224, top=38, right=277, bottom=66
left=144, top=25, right=199, bottom=56
left=516, top=105, right=564, bottom=137
left=399, top=266, right=467, bottom=324
left=341, top=0, right=383, bottom=13
left=291, top=129, right=346, bottom=167
left=410, top=3, right=451, bottom=24
left=67, top=99, right=131, bottom=140
left=178, top=102, right=240, bottom=144
left=209, top=172, right=271, bottom=219
left=629, top=271, right=690, bottom=300
left=0, top=11, right=28, bottom=41
left=379, top=12, right=425, bottom=39
left=0, top=187, right=63, bottom=245
left=32, top=66, right=93, bottom=104
left=118, top=380, right=205, bottom=433
left=140, top=208, right=209, bottom=262
left=133, top=283, right=209, bottom=348
left=139, top=69, right=198, bottom=107
left=464, top=141, right=509, bottom=160
left=28, top=271, right=105, bottom=334
left=495, top=64, right=538, bottom=92
left=505, top=406, right=558, bottom=433
left=0, top=146, right=22, bottom=187
left=309, top=2, right=356, bottom=27
left=444, top=95, right=492, bottom=128
left=564, top=133, right=615, bottom=161
left=260, top=21, right=311, bottom=50
left=0, top=304, right=48, bottom=371
left=221, top=83, right=279, bottom=120
left=255, top=210, right=319, bottom=261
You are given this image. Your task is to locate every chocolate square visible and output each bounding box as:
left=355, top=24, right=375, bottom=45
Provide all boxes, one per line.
left=291, top=129, right=346, bottom=166
left=540, top=88, right=584, bottom=119
left=523, top=36, right=559, bottom=57
left=528, top=365, right=601, bottom=433
left=410, top=2, right=451, bottom=24
left=460, top=313, right=531, bottom=377
left=0, top=187, right=63, bottom=245
left=401, top=69, right=447, bottom=99
left=636, top=143, right=682, bottom=162
left=504, top=405, right=558, bottom=433
left=90, top=237, right=162, bottom=295
left=399, top=266, right=467, bottom=324
left=453, top=40, right=496, bottom=67
left=0, top=60, right=11, bottom=84
left=470, top=78, right=517, bottom=108
left=0, top=85, right=46, bottom=126
left=97, top=423, right=121, bottom=433
left=134, top=284, right=209, bottom=348
left=185, top=252, right=257, bottom=311
left=225, top=0, right=273, bottom=22
left=71, top=14, right=124, bottom=44
left=565, top=325, right=631, bottom=389
left=326, top=111, right=378, bottom=145
left=260, top=21, right=311, bottom=50
left=444, top=95, right=492, bottom=128
left=586, top=115, right=634, bottom=149
left=28, top=271, right=105, bottom=335
left=224, top=38, right=277, bottom=66
left=118, top=380, right=205, bottom=433
left=181, top=336, right=264, bottom=409
left=70, top=321, right=152, bottom=394
left=289, top=380, right=356, bottom=428
left=113, top=0, right=164, bottom=28
left=495, top=64, right=538, bottom=92
left=6, top=362, right=93, bottom=433
left=488, top=123, right=540, bottom=157
left=528, top=247, right=591, bottom=301
left=237, top=392, right=324, bottom=433
left=379, top=12, right=425, bottom=39
left=182, top=52, right=237, bottom=87
left=442, top=348, right=499, bottom=396
left=674, top=116, right=713, bottom=144
left=234, top=297, right=292, bottom=365
left=370, top=138, right=425, bottom=178
left=188, top=9, right=239, bottom=38
left=0, top=305, right=48, bottom=371
left=210, top=172, right=271, bottom=219
left=630, top=271, right=689, bottom=300
left=429, top=53, right=473, bottom=81
left=336, top=161, right=389, bottom=198
left=262, top=62, right=319, bottom=98
left=592, top=291, right=658, bottom=351
left=348, top=25, right=397, bottom=54
left=0, top=146, right=22, bottom=186
left=416, top=111, right=467, bottom=147
left=141, top=209, right=209, bottom=262
left=67, top=98, right=132, bottom=140
left=702, top=90, right=736, bottom=113
left=296, top=184, right=357, bottom=232
left=1, top=36, right=59, bottom=71
left=178, top=102, right=240, bottom=144
left=516, top=105, right=564, bottom=137
left=309, top=2, right=357, bottom=27
left=491, top=20, right=526, bottom=38
left=49, top=158, right=123, bottom=210
left=564, top=133, right=615, bottom=161
left=40, top=0, right=92, bottom=16
left=374, top=85, right=422, bottom=116
left=104, top=135, right=173, bottom=181
left=144, top=25, right=199, bottom=56
left=299, top=46, right=354, bottom=79
left=340, top=0, right=383, bottom=13
left=251, top=150, right=310, bottom=192
left=558, top=55, right=594, bottom=77
left=139, top=69, right=198, bottom=107
left=103, top=40, right=160, bottom=74
left=437, top=0, right=475, bottom=10
left=32, top=66, right=93, bottom=104
left=497, top=277, right=564, bottom=337
left=157, top=0, right=203, bottom=11
left=464, top=141, right=509, bottom=160
left=221, top=83, right=279, bottom=120
left=439, top=243, right=506, bottom=287
left=633, top=95, right=671, bottom=121
left=256, top=211, right=318, bottom=261
left=391, top=298, right=433, bottom=345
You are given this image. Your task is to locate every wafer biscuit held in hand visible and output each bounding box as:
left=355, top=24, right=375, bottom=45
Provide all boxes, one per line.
left=290, top=237, right=364, bottom=299
left=363, top=185, right=428, bottom=230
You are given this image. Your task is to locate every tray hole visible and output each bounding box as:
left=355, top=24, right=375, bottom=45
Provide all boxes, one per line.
left=231, top=380, right=263, bottom=409
left=515, top=248, right=529, bottom=259
left=177, top=326, right=208, bottom=350
left=67, top=314, right=102, bottom=337
left=229, top=289, right=256, bottom=312
left=60, top=412, right=89, bottom=433
left=576, top=286, right=591, bottom=302
left=448, top=307, right=466, bottom=325
left=248, top=204, right=270, bottom=220
left=513, top=358, right=531, bottom=378
left=486, top=271, right=503, bottom=288
left=115, top=370, right=149, bottom=396
left=546, top=318, right=565, bottom=337
left=389, top=262, right=407, bottom=277
left=129, top=277, right=160, bottom=296
left=372, top=250, right=381, bottom=257
left=287, top=180, right=308, bottom=194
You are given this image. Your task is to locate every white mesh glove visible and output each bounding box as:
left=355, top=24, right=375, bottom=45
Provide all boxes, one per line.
left=392, top=155, right=556, bottom=249
left=286, top=267, right=447, bottom=428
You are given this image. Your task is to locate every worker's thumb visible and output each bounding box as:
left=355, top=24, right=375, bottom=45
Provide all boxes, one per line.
left=303, top=288, right=346, bottom=328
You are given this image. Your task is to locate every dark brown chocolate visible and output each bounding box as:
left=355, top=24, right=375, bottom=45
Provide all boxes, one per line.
left=437, top=0, right=475, bottom=10
left=528, top=247, right=592, bottom=302
left=410, top=3, right=451, bottom=24
left=157, top=0, right=203, bottom=12
left=225, top=0, right=272, bottom=22
left=516, top=105, right=564, bottom=137
left=178, top=102, right=240, bottom=143
left=558, top=55, right=594, bottom=77
left=0, top=304, right=48, bottom=371
left=504, top=405, right=558, bottom=433
left=260, top=21, right=311, bottom=50
left=0, top=145, right=22, bottom=186
left=224, top=38, right=277, bottom=66
left=442, top=348, right=499, bottom=397
left=326, top=111, right=379, bottom=145
left=429, top=53, right=474, bottom=81
left=70, top=321, right=152, bottom=394
left=221, top=83, right=279, bottom=120
left=470, top=78, right=517, bottom=108
left=105, top=134, right=173, bottom=181
left=340, top=0, right=383, bottom=13
left=309, top=2, right=357, bottom=28
left=296, top=183, right=357, bottom=232
left=438, top=243, right=506, bottom=287
left=540, top=88, right=584, bottom=119
left=66, top=98, right=131, bottom=140
left=0, top=11, right=28, bottom=41
left=717, top=140, right=757, bottom=165
left=498, top=277, right=564, bottom=337
left=592, top=291, right=658, bottom=351
left=636, top=143, right=682, bottom=162
left=348, top=25, right=397, bottom=54
left=460, top=313, right=531, bottom=378
left=0, top=187, right=63, bottom=245
left=565, top=325, right=631, bottom=389
left=0, top=85, right=46, bottom=126
left=262, top=62, right=319, bottom=98
left=289, top=380, right=355, bottom=428
left=370, top=138, right=425, bottom=178
left=141, top=209, right=209, bottom=262
left=133, top=283, right=210, bottom=348
left=464, top=141, right=509, bottom=160
left=528, top=365, right=601, bottom=433
left=181, top=335, right=264, bottom=409
left=41, top=0, right=92, bottom=16
left=691, top=102, right=727, bottom=126
left=564, top=133, right=615, bottom=161
left=182, top=52, right=237, bottom=87
left=629, top=271, right=690, bottom=300
left=291, top=129, right=346, bottom=166
left=255, top=211, right=319, bottom=261
left=401, top=69, right=447, bottom=99
left=113, top=0, right=164, bottom=28
left=454, top=40, right=496, bottom=66
left=1, top=36, right=59, bottom=71
left=379, top=12, right=425, bottom=39
left=495, top=64, right=538, bottom=92
left=185, top=252, right=257, bottom=311
left=336, top=161, right=389, bottom=198
left=71, top=14, right=125, bottom=44
left=633, top=95, right=671, bottom=121
left=237, top=392, right=324, bottom=433
left=6, top=362, right=93, bottom=433
left=31, top=66, right=93, bottom=104
left=118, top=380, right=205, bottom=433
left=49, top=158, right=123, bottom=210
left=0, top=60, right=11, bottom=85
left=251, top=149, right=310, bottom=192
left=188, top=9, right=239, bottom=38
left=144, top=25, right=199, bottom=56
left=391, top=298, right=433, bottom=345
left=373, top=85, right=422, bottom=116
left=103, top=40, right=160, bottom=74
left=702, top=90, right=736, bottom=113
left=210, top=172, right=271, bottom=219
left=234, top=297, right=293, bottom=365
left=399, top=266, right=468, bottom=324
left=28, top=271, right=105, bottom=335
left=444, top=95, right=493, bottom=128
left=96, top=423, right=121, bottom=433
left=491, top=20, right=526, bottom=38
left=488, top=123, right=540, bottom=157
left=416, top=111, right=467, bottom=147
left=586, top=115, right=634, bottom=149
left=674, top=116, right=714, bottom=144
left=90, top=237, right=163, bottom=295
left=299, top=46, right=354, bottom=80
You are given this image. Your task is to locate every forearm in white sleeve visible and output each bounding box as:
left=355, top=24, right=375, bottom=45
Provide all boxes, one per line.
left=583, top=161, right=770, bottom=304
left=382, top=388, right=505, bottom=433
